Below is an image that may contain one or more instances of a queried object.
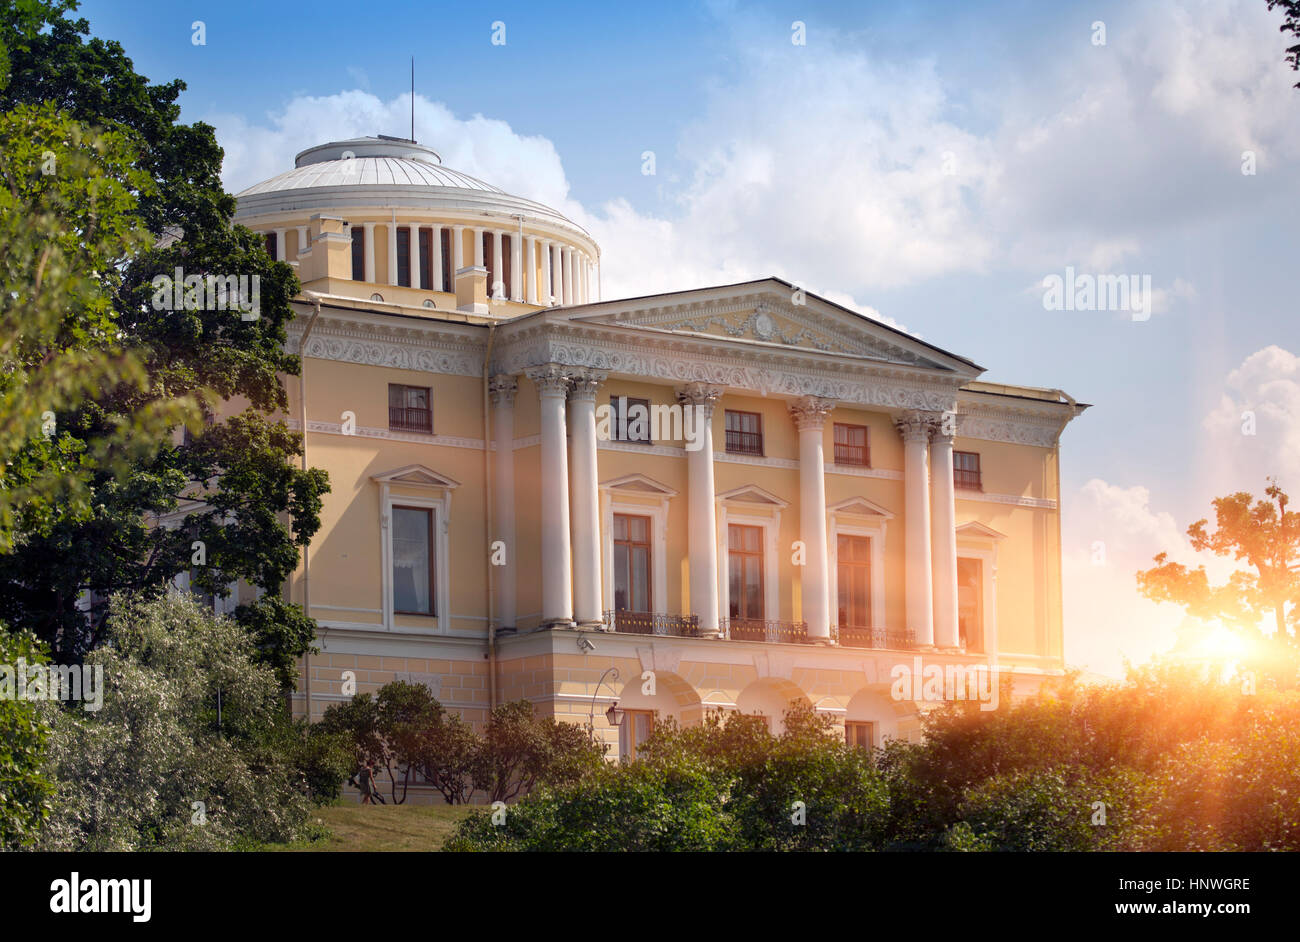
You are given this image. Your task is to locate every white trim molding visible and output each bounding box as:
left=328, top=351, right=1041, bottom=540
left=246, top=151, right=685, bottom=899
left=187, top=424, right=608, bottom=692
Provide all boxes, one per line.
left=372, top=465, right=458, bottom=631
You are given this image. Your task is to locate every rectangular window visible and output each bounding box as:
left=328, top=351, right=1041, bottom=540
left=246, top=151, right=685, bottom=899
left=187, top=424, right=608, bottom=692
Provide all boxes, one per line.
left=836, top=534, right=871, bottom=628
left=396, top=227, right=412, bottom=287
left=265, top=232, right=278, bottom=261
left=958, top=557, right=984, bottom=653
left=845, top=721, right=874, bottom=749
left=953, top=451, right=982, bottom=490
left=392, top=506, right=434, bottom=615
left=609, top=396, right=653, bottom=444
left=724, top=410, right=763, bottom=456
left=613, top=514, right=652, bottom=614
left=619, top=709, right=655, bottom=761
left=388, top=384, right=432, bottom=433
left=418, top=227, right=431, bottom=290
left=351, top=227, right=365, bottom=281
left=483, top=231, right=494, bottom=293
left=833, top=423, right=870, bottom=467
left=728, top=524, right=765, bottom=622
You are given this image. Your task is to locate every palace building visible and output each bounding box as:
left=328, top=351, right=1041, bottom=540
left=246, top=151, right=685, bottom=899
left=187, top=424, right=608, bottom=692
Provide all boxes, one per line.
left=233, top=135, right=1086, bottom=761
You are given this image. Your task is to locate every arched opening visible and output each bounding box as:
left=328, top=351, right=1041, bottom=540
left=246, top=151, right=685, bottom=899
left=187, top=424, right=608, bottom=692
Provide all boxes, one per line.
left=614, top=670, right=700, bottom=761
left=734, top=678, right=811, bottom=735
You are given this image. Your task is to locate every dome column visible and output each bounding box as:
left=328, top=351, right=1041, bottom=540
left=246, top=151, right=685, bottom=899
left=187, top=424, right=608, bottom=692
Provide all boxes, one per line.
left=525, top=236, right=538, bottom=304
left=363, top=223, right=376, bottom=283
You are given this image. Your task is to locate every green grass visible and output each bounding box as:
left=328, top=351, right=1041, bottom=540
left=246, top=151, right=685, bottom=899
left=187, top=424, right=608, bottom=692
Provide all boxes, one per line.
left=266, top=802, right=479, bottom=852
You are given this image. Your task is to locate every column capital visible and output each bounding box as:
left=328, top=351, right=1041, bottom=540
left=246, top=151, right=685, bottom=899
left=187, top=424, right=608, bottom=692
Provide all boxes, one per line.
left=566, top=369, right=606, bottom=401
left=676, top=382, right=724, bottom=417
left=929, top=410, right=959, bottom=443
left=526, top=364, right=571, bottom=396
left=894, top=410, right=941, bottom=443
left=789, top=396, right=836, bottom=430
left=489, top=374, right=518, bottom=406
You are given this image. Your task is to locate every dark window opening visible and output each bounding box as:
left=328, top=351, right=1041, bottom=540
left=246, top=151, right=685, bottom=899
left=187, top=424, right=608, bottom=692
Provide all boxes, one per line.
left=724, top=410, right=763, bottom=456
left=389, top=384, right=432, bottom=433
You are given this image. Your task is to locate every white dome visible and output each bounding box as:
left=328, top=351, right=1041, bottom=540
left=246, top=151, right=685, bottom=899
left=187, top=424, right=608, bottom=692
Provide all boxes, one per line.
left=234, top=136, right=590, bottom=241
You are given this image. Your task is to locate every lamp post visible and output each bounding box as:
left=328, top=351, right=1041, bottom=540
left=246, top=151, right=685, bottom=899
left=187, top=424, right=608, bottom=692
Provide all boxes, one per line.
left=587, top=666, right=621, bottom=742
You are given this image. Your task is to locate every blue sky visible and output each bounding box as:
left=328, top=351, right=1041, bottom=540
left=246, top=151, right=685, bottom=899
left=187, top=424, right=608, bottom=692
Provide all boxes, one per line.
left=77, top=0, right=1300, bottom=674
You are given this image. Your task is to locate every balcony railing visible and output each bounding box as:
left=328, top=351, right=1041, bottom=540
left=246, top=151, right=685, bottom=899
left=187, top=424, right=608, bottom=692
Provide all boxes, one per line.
left=389, top=406, right=432, bottom=433
left=603, top=610, right=701, bottom=637
left=720, top=617, right=810, bottom=644
left=833, top=625, right=917, bottom=650
left=724, top=429, right=764, bottom=456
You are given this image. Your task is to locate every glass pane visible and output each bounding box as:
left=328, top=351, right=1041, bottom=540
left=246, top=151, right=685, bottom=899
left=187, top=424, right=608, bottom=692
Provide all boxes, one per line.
left=629, top=516, right=648, bottom=543
left=613, top=515, right=627, bottom=541
left=392, top=508, right=431, bottom=614
left=613, top=544, right=629, bottom=610
left=728, top=556, right=742, bottom=618
left=632, top=547, right=649, bottom=611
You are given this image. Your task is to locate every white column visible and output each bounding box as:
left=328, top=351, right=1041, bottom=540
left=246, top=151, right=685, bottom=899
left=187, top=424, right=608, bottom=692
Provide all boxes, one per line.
left=431, top=225, right=443, bottom=292
left=363, top=223, right=376, bottom=283
left=408, top=224, right=420, bottom=289
left=529, top=366, right=573, bottom=627
left=452, top=225, right=465, bottom=273
left=678, top=384, right=723, bottom=636
left=563, top=247, right=574, bottom=305
left=567, top=370, right=606, bottom=627
left=552, top=243, right=564, bottom=304
left=790, top=397, right=834, bottom=641
left=491, top=230, right=504, bottom=299
left=387, top=222, right=399, bottom=286
left=473, top=227, right=484, bottom=267
left=490, top=376, right=518, bottom=629
left=296, top=226, right=309, bottom=257
left=511, top=232, right=523, bottom=302
left=578, top=256, right=587, bottom=303
left=930, top=415, right=960, bottom=650
left=897, top=412, right=936, bottom=648
left=273, top=228, right=287, bottom=262
left=543, top=241, right=555, bottom=304
left=525, top=236, right=538, bottom=304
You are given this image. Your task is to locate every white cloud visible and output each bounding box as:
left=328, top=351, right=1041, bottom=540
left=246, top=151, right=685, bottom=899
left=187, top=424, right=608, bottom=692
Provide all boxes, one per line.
left=1203, top=345, right=1300, bottom=491
left=1062, top=479, right=1201, bottom=678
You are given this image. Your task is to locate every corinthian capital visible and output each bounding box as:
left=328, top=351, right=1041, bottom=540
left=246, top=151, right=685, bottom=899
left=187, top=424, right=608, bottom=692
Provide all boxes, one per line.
left=894, top=410, right=941, bottom=443
left=526, top=364, right=571, bottom=396
left=676, top=382, right=724, bottom=418
left=489, top=374, right=518, bottom=406
left=788, top=396, right=836, bottom=431
left=566, top=369, right=606, bottom=402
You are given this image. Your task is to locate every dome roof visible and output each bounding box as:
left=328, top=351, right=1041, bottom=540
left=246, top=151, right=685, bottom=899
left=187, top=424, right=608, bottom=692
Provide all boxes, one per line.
left=233, top=136, right=590, bottom=242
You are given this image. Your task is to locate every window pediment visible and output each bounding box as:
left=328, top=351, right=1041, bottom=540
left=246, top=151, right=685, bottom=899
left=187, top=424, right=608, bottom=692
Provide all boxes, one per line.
left=371, top=464, right=461, bottom=490
left=716, top=484, right=789, bottom=508
left=599, top=473, right=677, bottom=497
left=828, top=496, right=894, bottom=519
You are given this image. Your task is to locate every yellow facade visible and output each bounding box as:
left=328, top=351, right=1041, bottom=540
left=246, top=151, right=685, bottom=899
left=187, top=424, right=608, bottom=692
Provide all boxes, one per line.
left=233, top=137, right=1086, bottom=784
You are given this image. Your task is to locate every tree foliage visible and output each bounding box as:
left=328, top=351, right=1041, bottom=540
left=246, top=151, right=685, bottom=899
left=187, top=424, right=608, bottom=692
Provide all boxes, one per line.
left=0, top=0, right=329, bottom=672
left=33, top=592, right=339, bottom=850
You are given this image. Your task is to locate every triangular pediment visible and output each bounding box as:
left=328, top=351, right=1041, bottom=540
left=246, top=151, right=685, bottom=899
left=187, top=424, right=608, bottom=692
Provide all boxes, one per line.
left=956, top=521, right=1006, bottom=541
left=371, top=464, right=461, bottom=489
left=717, top=484, right=789, bottom=508
left=599, top=473, right=678, bottom=497
left=567, top=279, right=979, bottom=375
left=828, top=496, right=895, bottom=519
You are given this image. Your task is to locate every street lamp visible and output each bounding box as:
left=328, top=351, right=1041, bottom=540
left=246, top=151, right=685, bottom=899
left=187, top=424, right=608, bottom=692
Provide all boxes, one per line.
left=605, top=702, right=624, bottom=727
left=587, top=667, right=620, bottom=741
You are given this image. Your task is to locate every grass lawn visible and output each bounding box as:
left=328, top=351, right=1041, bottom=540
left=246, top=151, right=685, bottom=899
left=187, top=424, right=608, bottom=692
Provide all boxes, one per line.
left=267, top=802, right=479, bottom=852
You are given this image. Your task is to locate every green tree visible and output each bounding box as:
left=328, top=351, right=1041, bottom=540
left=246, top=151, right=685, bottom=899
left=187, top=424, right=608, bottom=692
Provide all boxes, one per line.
left=0, top=625, right=53, bottom=848
left=1267, top=1, right=1300, bottom=87
left=471, top=700, right=606, bottom=803
left=35, top=592, right=331, bottom=850
left=1137, top=480, right=1300, bottom=677
left=0, top=0, right=329, bottom=673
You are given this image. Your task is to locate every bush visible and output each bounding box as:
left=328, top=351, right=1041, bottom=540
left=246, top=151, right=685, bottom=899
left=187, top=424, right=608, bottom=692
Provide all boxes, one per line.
left=33, top=592, right=331, bottom=850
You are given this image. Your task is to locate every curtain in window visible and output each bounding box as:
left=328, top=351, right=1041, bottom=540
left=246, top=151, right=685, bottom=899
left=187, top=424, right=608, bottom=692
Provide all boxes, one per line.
left=392, top=508, right=431, bottom=614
